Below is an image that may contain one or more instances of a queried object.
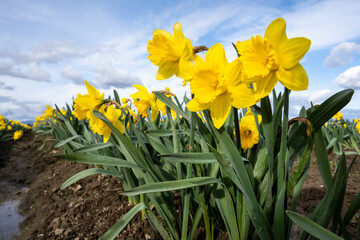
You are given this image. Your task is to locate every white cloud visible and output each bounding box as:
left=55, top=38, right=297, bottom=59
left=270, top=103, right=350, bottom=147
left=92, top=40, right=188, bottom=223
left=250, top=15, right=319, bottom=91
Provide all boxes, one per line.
left=324, top=42, right=360, bottom=67
left=0, top=81, right=14, bottom=90
left=2, top=41, right=87, bottom=64
left=0, top=60, right=50, bottom=82
left=95, top=63, right=141, bottom=88
left=335, top=65, right=360, bottom=89
left=61, top=65, right=84, bottom=84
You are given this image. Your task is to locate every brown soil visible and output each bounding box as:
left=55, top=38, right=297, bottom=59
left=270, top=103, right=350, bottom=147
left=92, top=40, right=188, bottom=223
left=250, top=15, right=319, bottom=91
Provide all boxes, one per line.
left=0, top=132, right=160, bottom=240
left=0, top=132, right=359, bottom=239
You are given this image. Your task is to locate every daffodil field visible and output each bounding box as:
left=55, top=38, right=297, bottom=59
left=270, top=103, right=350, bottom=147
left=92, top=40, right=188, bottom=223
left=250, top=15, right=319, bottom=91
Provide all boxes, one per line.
left=0, top=114, right=31, bottom=142
left=18, top=18, right=360, bottom=239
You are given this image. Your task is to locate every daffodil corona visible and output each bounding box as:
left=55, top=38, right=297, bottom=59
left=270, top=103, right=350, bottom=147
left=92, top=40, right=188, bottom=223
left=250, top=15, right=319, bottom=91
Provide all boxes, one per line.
left=187, top=43, right=257, bottom=129
left=236, top=18, right=311, bottom=100
left=89, top=105, right=124, bottom=143
left=130, top=85, right=159, bottom=122
left=72, top=80, right=104, bottom=120
left=147, top=22, right=199, bottom=84
left=240, top=110, right=262, bottom=151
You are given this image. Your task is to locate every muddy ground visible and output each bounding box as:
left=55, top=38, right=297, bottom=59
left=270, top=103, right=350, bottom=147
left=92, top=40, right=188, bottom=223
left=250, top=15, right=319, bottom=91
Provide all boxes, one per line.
left=0, top=131, right=359, bottom=239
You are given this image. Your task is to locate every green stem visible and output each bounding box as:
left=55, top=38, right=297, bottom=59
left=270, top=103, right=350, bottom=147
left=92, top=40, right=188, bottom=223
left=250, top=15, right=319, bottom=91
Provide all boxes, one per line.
left=233, top=107, right=241, bottom=150
left=278, top=88, right=289, bottom=193
left=181, top=111, right=195, bottom=240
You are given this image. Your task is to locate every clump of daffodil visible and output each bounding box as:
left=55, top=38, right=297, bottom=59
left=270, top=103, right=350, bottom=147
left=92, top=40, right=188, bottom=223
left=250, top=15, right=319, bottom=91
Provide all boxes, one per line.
left=156, top=87, right=177, bottom=119
left=89, top=105, right=124, bottom=143
left=13, top=130, right=23, bottom=140
left=147, top=22, right=200, bottom=84
left=72, top=80, right=104, bottom=120
left=187, top=43, right=257, bottom=129
left=236, top=18, right=311, bottom=100
left=240, top=110, right=262, bottom=151
left=130, top=84, right=159, bottom=122
left=333, top=111, right=343, bottom=121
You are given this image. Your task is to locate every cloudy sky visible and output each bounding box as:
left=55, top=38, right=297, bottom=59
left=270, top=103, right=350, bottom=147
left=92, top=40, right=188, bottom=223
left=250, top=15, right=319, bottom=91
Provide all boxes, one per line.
left=1, top=0, right=360, bottom=122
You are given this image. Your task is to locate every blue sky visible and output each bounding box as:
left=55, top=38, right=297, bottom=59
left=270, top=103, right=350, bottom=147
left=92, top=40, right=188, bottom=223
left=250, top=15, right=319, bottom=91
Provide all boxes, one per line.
left=1, top=0, right=360, bottom=121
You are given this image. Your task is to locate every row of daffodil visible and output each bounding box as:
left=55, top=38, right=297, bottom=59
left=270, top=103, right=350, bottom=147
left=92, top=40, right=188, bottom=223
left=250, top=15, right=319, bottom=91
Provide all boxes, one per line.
left=30, top=18, right=357, bottom=240
left=322, top=112, right=360, bottom=155
left=0, top=114, right=31, bottom=141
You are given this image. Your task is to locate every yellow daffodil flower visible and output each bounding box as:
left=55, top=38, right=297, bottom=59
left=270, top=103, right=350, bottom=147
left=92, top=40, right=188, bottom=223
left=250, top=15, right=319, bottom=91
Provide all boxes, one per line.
left=354, top=118, right=359, bottom=123
left=356, top=123, right=360, bottom=134
left=333, top=111, right=343, bottom=121
left=187, top=43, right=257, bottom=129
left=7, top=125, right=12, bottom=130
left=130, top=84, right=159, bottom=122
left=156, top=87, right=177, bottom=119
left=0, top=121, right=5, bottom=130
left=240, top=110, right=262, bottom=151
left=89, top=105, right=124, bottom=143
left=73, top=80, right=104, bottom=120
left=13, top=130, right=23, bottom=140
left=236, top=18, right=311, bottom=100
left=147, top=22, right=198, bottom=83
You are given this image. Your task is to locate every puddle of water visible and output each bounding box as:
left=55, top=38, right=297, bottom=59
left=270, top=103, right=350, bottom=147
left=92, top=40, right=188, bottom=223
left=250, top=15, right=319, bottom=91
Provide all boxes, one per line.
left=0, top=200, right=24, bottom=240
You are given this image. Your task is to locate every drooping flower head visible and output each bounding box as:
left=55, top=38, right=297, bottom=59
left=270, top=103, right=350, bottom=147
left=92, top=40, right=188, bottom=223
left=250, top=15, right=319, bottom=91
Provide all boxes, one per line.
left=14, top=130, right=23, bottom=140
left=89, top=105, right=124, bottom=143
left=130, top=84, right=159, bottom=122
left=147, top=22, right=199, bottom=84
left=236, top=18, right=311, bottom=100
left=332, top=111, right=343, bottom=121
left=187, top=43, right=257, bottom=129
left=240, top=110, right=262, bottom=151
left=72, top=80, right=104, bottom=120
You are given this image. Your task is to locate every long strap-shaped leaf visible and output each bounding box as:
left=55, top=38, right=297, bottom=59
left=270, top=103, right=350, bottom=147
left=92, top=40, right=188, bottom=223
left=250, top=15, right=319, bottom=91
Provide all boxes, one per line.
left=210, top=124, right=273, bottom=239
left=61, top=168, right=121, bottom=189
left=56, top=153, right=143, bottom=170
left=122, top=177, right=220, bottom=196
left=100, top=203, right=147, bottom=240
left=286, top=211, right=343, bottom=240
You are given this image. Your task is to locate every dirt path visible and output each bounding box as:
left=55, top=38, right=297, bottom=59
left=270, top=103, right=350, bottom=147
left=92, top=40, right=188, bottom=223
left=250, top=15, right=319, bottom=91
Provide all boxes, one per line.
left=0, top=132, right=160, bottom=240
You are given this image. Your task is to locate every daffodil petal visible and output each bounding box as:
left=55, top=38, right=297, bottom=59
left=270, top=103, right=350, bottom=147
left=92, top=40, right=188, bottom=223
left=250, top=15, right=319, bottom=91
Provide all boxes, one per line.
left=156, top=61, right=178, bottom=80
left=186, top=99, right=210, bottom=112
left=279, top=37, right=311, bottom=69
left=153, top=29, right=173, bottom=39
left=230, top=84, right=257, bottom=108
left=173, top=22, right=185, bottom=43
left=210, top=93, right=231, bottom=129
left=205, top=43, right=228, bottom=72
left=177, top=57, right=193, bottom=80
left=264, top=18, right=287, bottom=50
left=253, top=72, right=278, bottom=100
left=151, top=108, right=159, bottom=122
left=277, top=64, right=309, bottom=91
left=224, top=58, right=243, bottom=86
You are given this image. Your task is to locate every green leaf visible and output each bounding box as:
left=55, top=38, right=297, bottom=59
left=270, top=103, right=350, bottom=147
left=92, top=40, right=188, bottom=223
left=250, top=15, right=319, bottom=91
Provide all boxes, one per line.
left=100, top=203, right=147, bottom=240
left=122, top=177, right=220, bottom=196
left=153, top=92, right=190, bottom=121
left=343, top=190, right=360, bottom=225
left=73, top=142, right=114, bottom=153
left=56, top=153, right=143, bottom=170
left=160, top=152, right=220, bottom=164
left=288, top=89, right=354, bottom=153
left=54, top=135, right=83, bottom=148
left=286, top=211, right=343, bottom=240
left=314, top=130, right=332, bottom=189
left=61, top=168, right=121, bottom=189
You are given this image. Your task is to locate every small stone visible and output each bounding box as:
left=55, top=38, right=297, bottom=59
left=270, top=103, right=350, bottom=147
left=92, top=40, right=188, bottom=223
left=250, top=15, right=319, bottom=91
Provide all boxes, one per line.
left=145, top=234, right=151, bottom=239
left=54, top=228, right=64, bottom=235
left=74, top=185, right=82, bottom=192
left=49, top=217, right=60, bottom=229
